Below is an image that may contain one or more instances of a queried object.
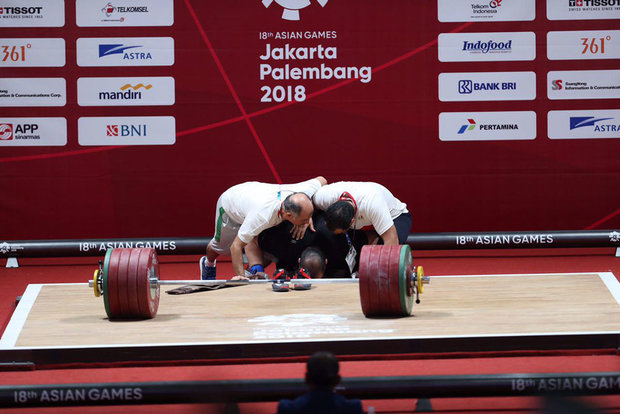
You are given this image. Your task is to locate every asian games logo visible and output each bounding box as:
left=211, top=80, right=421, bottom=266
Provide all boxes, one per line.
left=262, top=0, right=329, bottom=21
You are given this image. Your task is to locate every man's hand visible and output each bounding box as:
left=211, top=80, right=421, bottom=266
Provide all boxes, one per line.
left=290, top=217, right=315, bottom=240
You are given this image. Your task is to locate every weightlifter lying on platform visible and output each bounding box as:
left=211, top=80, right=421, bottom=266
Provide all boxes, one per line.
left=313, top=181, right=412, bottom=246
left=200, top=176, right=327, bottom=280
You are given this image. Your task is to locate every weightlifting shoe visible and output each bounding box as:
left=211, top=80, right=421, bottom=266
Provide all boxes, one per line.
left=271, top=268, right=291, bottom=292
left=200, top=256, right=216, bottom=280
left=292, top=267, right=312, bottom=290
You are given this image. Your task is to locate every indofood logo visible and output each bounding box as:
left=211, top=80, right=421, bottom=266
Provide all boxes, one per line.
left=262, top=0, right=329, bottom=21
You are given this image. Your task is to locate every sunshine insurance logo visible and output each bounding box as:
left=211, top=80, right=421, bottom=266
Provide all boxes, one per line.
left=262, top=0, right=329, bottom=21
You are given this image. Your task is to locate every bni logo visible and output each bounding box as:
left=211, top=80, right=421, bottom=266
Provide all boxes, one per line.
left=262, top=0, right=329, bottom=21
left=0, top=123, right=13, bottom=140
left=459, top=80, right=473, bottom=94
left=458, top=119, right=476, bottom=134
left=106, top=124, right=146, bottom=137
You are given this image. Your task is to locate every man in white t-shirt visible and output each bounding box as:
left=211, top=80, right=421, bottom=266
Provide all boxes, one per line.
left=312, top=181, right=411, bottom=246
left=200, top=177, right=327, bottom=279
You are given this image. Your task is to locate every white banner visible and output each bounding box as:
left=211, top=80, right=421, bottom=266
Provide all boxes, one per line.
left=76, top=0, right=174, bottom=27
left=547, top=70, right=620, bottom=100
left=0, top=118, right=66, bottom=146
left=0, top=78, right=66, bottom=107
left=438, top=0, right=535, bottom=22
left=547, top=0, right=620, bottom=20
left=547, top=30, right=620, bottom=60
left=78, top=116, right=176, bottom=146
left=78, top=77, right=175, bottom=106
left=439, top=71, right=536, bottom=101
left=438, top=32, right=536, bottom=62
left=439, top=111, right=537, bottom=141
left=548, top=110, right=620, bottom=139
left=76, top=37, right=175, bottom=67
left=0, top=0, right=64, bottom=27
left=0, top=38, right=65, bottom=67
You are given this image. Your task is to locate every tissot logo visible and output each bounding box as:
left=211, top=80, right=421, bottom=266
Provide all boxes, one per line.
left=262, top=0, right=329, bottom=21
left=569, top=0, right=620, bottom=6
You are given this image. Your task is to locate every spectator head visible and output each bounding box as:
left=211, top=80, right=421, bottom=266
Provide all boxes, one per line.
left=305, top=351, right=341, bottom=390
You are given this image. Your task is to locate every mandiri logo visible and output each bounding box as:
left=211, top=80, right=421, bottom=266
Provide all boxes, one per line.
left=262, top=0, right=329, bottom=21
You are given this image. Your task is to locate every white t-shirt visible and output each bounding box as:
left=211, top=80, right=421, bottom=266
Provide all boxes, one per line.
left=221, top=178, right=322, bottom=243
left=312, top=181, right=408, bottom=235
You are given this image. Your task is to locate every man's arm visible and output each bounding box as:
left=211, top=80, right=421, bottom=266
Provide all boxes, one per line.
left=314, top=176, right=327, bottom=186
left=230, top=236, right=248, bottom=277
left=379, top=225, right=399, bottom=246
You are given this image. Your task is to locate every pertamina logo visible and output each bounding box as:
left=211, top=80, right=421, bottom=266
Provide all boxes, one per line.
left=99, top=44, right=150, bottom=60
left=458, top=119, right=476, bottom=134
left=106, top=124, right=147, bottom=137
left=262, top=0, right=329, bottom=21
left=0, top=123, right=13, bottom=140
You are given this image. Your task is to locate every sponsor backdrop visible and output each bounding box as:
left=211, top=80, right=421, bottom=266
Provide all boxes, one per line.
left=0, top=0, right=619, bottom=241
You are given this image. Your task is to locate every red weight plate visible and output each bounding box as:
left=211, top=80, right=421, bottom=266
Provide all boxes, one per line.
left=137, top=248, right=160, bottom=319
left=359, top=245, right=405, bottom=317
left=106, top=249, right=121, bottom=318
left=115, top=248, right=133, bottom=318
left=125, top=248, right=142, bottom=318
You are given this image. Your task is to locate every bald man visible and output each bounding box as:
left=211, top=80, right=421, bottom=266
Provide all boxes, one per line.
left=201, top=177, right=327, bottom=279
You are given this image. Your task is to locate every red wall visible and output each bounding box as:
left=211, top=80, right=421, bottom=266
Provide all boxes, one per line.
left=1, top=0, right=619, bottom=240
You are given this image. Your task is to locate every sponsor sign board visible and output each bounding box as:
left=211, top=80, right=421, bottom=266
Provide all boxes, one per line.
left=76, top=37, right=175, bottom=67
left=76, top=0, right=174, bottom=27
left=0, top=38, right=65, bottom=67
left=439, top=71, right=536, bottom=101
left=439, top=111, right=537, bottom=141
left=78, top=116, right=176, bottom=145
left=547, top=0, right=620, bottom=20
left=438, top=0, right=535, bottom=22
left=548, top=70, right=620, bottom=99
left=547, top=30, right=620, bottom=60
left=0, top=0, right=64, bottom=27
left=0, top=78, right=66, bottom=106
left=0, top=118, right=67, bottom=146
left=438, top=31, right=536, bottom=62
left=548, top=109, right=620, bottom=139
left=78, top=77, right=175, bottom=106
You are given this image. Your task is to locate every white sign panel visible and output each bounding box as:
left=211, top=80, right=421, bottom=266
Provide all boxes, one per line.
left=439, top=71, right=536, bottom=101
left=438, top=0, right=535, bottom=22
left=547, top=30, right=620, bottom=60
left=78, top=77, right=175, bottom=106
left=78, top=116, right=176, bottom=146
left=547, top=0, right=620, bottom=20
left=0, top=118, right=66, bottom=146
left=438, top=32, right=536, bottom=62
left=76, top=0, right=174, bottom=27
left=548, top=109, right=620, bottom=139
left=76, top=37, right=175, bottom=67
left=0, top=78, right=66, bottom=107
left=0, top=38, right=65, bottom=67
left=547, top=70, right=620, bottom=100
left=439, top=111, right=537, bottom=141
left=0, top=0, right=64, bottom=27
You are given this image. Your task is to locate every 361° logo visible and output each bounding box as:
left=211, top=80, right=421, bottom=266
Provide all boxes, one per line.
left=262, top=0, right=329, bottom=21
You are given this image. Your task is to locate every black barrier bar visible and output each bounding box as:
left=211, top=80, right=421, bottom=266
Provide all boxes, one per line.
left=1, top=230, right=619, bottom=258
left=0, top=372, right=619, bottom=408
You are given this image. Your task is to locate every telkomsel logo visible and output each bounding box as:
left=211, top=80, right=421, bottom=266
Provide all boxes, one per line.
left=458, top=119, right=476, bottom=134
left=262, top=0, right=329, bottom=21
left=0, top=123, right=13, bottom=140
left=101, top=2, right=148, bottom=21
left=106, top=124, right=147, bottom=137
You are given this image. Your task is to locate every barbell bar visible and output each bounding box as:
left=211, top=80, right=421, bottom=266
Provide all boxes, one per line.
left=89, top=245, right=430, bottom=320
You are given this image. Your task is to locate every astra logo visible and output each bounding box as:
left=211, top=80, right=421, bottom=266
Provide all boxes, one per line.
left=0, top=124, right=13, bottom=140
left=106, top=124, right=147, bottom=137
left=551, top=79, right=563, bottom=90
left=569, top=116, right=613, bottom=130
left=99, top=44, right=140, bottom=57
left=262, top=0, right=329, bottom=21
left=458, top=119, right=477, bottom=134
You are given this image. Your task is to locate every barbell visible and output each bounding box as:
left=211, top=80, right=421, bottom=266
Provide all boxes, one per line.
left=90, top=244, right=430, bottom=320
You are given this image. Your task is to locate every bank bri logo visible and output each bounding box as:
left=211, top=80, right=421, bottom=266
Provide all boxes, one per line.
left=262, top=0, right=329, bottom=21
